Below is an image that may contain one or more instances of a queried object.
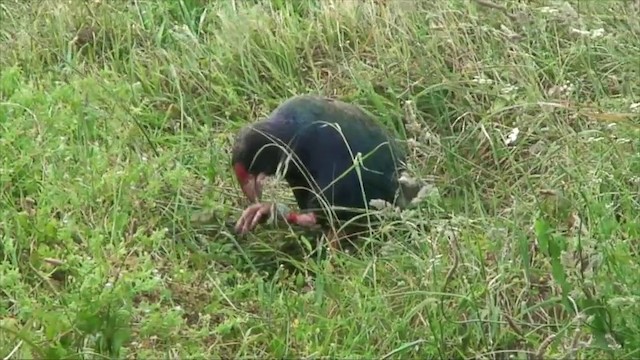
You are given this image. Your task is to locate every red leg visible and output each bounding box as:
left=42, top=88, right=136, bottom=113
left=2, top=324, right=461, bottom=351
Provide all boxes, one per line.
left=286, top=212, right=317, bottom=227
left=326, top=228, right=344, bottom=252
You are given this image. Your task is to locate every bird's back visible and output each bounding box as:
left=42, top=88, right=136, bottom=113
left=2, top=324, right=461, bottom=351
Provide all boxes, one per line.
left=268, top=95, right=406, bottom=225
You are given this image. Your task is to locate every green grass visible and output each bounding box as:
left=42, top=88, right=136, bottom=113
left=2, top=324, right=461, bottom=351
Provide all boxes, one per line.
left=1, top=0, right=639, bottom=358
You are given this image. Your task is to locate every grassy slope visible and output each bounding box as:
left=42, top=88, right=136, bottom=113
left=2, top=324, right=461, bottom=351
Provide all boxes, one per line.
left=1, top=0, right=639, bottom=358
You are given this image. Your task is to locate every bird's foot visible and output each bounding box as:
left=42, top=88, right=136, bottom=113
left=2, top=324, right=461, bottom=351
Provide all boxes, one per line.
left=235, top=202, right=273, bottom=234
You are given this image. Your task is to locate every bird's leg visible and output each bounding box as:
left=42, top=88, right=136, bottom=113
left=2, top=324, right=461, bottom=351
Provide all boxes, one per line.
left=284, top=212, right=317, bottom=228
left=287, top=213, right=344, bottom=252
left=325, top=228, right=341, bottom=252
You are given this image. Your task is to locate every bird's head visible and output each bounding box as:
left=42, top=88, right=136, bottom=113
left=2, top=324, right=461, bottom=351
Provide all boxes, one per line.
left=231, top=122, right=290, bottom=203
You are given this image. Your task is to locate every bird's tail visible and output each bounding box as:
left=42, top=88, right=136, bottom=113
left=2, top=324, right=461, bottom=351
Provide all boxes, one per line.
left=367, top=169, right=436, bottom=212
left=395, top=170, right=441, bottom=210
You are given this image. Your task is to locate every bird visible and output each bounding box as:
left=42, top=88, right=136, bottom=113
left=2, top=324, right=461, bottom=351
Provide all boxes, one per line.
left=230, top=94, right=420, bottom=245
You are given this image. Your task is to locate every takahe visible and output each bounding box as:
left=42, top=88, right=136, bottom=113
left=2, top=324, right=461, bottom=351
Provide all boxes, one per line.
left=230, top=95, right=419, bottom=242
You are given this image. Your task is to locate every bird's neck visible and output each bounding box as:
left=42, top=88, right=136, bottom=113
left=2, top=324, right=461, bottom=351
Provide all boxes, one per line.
left=252, top=120, right=295, bottom=145
left=247, top=120, right=297, bottom=177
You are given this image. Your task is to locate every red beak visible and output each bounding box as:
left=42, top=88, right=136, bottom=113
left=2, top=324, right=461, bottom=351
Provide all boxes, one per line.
left=241, top=174, right=262, bottom=203
left=234, top=163, right=265, bottom=203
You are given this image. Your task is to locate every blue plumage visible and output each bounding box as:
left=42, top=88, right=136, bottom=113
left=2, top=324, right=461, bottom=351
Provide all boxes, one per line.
left=232, top=95, right=408, bottom=231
